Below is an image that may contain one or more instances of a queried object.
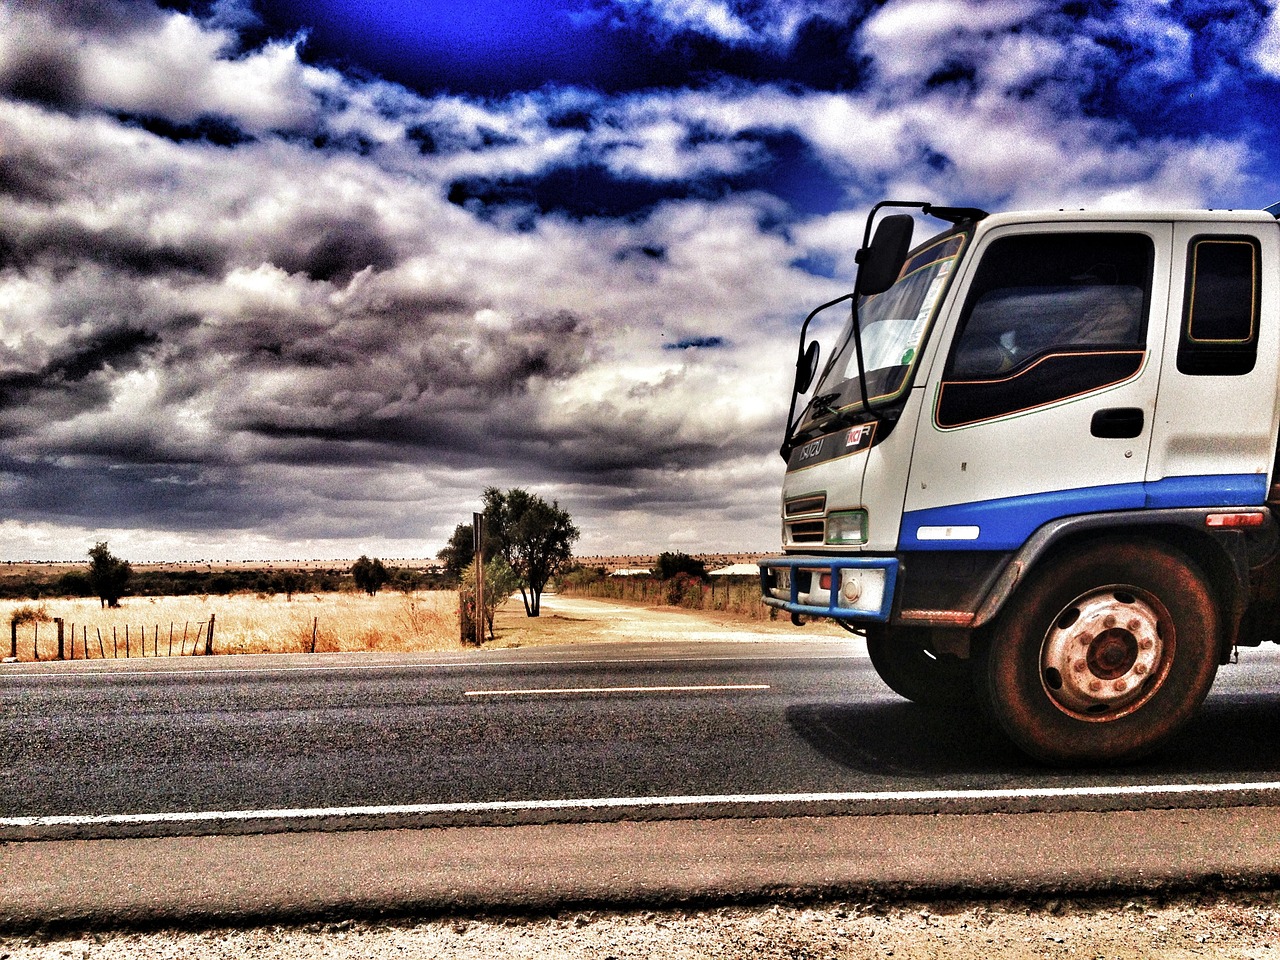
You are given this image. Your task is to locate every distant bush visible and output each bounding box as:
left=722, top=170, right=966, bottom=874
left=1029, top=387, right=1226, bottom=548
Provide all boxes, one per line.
left=653, top=551, right=708, bottom=581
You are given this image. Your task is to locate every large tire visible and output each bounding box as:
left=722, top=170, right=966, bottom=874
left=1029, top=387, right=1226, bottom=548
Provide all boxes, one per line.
left=866, top=627, right=973, bottom=708
left=981, top=538, right=1220, bottom=765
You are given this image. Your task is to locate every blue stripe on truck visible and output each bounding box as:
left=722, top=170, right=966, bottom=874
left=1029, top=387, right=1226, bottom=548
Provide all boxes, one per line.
left=899, top=474, right=1268, bottom=551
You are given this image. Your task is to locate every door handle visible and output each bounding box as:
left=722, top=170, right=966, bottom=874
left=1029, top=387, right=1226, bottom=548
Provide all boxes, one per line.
left=1091, top=407, right=1144, bottom=439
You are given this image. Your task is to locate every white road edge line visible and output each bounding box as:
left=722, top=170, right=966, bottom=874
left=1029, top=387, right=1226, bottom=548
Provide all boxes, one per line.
left=0, top=653, right=864, bottom=680
left=463, top=684, right=771, bottom=696
left=6, top=782, right=1280, bottom=829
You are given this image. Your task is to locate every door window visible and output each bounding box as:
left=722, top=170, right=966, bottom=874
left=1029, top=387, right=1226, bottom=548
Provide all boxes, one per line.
left=937, top=232, right=1153, bottom=428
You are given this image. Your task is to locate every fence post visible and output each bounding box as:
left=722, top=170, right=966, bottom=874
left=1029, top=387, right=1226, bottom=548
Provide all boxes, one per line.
left=310, top=617, right=318, bottom=653
left=205, top=613, right=215, bottom=655
left=56, top=618, right=64, bottom=660
left=7, top=620, right=14, bottom=661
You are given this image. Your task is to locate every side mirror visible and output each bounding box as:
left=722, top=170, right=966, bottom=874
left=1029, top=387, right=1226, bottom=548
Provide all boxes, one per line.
left=855, top=214, right=914, bottom=296
left=794, top=340, right=821, bottom=394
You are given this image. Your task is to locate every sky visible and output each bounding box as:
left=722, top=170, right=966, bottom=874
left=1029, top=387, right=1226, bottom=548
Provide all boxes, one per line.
left=1, top=0, right=1279, bottom=562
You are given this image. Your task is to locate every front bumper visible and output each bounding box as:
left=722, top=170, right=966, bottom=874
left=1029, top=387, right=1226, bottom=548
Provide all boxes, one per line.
left=758, top=555, right=899, bottom=622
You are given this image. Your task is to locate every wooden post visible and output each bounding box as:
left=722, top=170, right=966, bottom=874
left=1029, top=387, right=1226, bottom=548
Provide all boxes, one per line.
left=310, top=617, right=318, bottom=653
left=473, top=512, right=485, bottom=647
left=181, top=622, right=189, bottom=655
left=56, top=618, right=64, bottom=660
left=205, top=613, right=215, bottom=655
left=8, top=619, right=14, bottom=661
left=125, top=624, right=130, bottom=659
left=32, top=621, right=38, bottom=661
left=112, top=626, right=117, bottom=658
left=168, top=623, right=174, bottom=657
left=97, top=627, right=105, bottom=658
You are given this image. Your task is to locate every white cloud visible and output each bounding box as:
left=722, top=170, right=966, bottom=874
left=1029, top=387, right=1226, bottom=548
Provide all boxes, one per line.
left=611, top=0, right=850, bottom=46
left=860, top=0, right=1047, bottom=82
left=1254, top=5, right=1280, bottom=76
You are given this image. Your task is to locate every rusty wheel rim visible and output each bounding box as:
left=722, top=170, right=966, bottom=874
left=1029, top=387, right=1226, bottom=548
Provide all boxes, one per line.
left=1038, top=585, right=1171, bottom=721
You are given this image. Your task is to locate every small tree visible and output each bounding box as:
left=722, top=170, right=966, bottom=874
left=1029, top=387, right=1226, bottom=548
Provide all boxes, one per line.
left=350, top=555, right=390, bottom=596
left=87, top=541, right=132, bottom=608
left=460, top=556, right=521, bottom=644
left=482, top=487, right=580, bottom=617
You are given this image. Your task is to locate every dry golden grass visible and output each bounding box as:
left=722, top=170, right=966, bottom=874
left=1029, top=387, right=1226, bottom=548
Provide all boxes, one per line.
left=0, top=591, right=460, bottom=661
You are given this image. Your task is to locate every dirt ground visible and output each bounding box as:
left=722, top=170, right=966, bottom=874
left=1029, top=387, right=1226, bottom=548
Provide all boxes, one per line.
left=4, top=893, right=1280, bottom=958
left=486, top=591, right=851, bottom=647
left=6, top=594, right=1278, bottom=957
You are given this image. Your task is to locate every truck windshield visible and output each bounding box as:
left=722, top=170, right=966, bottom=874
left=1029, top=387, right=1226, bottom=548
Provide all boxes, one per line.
left=803, top=230, right=968, bottom=428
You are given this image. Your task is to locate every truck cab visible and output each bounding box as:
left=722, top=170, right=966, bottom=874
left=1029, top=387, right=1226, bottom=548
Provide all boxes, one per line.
left=761, top=203, right=1280, bottom=764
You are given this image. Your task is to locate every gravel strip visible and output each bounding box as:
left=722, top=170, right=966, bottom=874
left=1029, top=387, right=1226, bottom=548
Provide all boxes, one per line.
left=4, top=893, right=1280, bottom=959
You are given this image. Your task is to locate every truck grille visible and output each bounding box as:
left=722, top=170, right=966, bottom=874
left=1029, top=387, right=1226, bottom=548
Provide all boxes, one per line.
left=786, top=519, right=826, bottom=544
left=785, top=494, right=826, bottom=517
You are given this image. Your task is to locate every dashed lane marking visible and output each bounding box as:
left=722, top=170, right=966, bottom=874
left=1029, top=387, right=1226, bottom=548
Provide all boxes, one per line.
left=463, top=684, right=771, bottom=696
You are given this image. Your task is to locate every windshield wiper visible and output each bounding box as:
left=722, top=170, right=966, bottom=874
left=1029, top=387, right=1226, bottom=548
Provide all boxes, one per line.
left=807, top=392, right=841, bottom=417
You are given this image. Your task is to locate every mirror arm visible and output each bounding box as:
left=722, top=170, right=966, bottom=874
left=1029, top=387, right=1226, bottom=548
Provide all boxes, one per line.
left=779, top=292, right=855, bottom=460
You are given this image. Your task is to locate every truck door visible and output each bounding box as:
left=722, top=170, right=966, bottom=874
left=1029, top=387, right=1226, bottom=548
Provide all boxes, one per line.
left=902, top=222, right=1172, bottom=550
left=1146, top=220, right=1279, bottom=504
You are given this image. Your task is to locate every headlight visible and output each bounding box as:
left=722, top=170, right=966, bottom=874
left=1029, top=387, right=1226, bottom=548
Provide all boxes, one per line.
left=825, top=510, right=867, bottom=545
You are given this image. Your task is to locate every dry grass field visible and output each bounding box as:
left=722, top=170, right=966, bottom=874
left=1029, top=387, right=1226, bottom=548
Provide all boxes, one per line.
left=0, top=591, right=459, bottom=661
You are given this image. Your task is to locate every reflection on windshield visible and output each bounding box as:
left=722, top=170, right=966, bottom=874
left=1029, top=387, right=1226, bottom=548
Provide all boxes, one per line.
left=803, top=231, right=967, bottom=427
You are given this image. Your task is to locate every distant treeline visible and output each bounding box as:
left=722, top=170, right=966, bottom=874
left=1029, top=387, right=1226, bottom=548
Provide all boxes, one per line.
left=0, top=565, right=453, bottom=601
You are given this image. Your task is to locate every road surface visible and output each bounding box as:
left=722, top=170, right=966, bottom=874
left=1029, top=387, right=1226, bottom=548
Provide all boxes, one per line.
left=3, top=594, right=1280, bottom=934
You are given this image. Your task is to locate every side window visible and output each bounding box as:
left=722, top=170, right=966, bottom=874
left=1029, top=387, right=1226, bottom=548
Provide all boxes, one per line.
left=1177, top=236, right=1259, bottom=376
left=937, top=232, right=1153, bottom=428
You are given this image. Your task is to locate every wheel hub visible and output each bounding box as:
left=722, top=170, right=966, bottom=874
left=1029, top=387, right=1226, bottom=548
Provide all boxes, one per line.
left=1040, top=587, right=1167, bottom=718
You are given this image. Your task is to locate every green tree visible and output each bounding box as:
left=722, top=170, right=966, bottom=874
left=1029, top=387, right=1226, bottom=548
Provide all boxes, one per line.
left=350, top=555, right=390, bottom=596
left=436, top=522, right=476, bottom=580
left=87, top=541, right=132, bottom=608
left=653, top=551, right=708, bottom=581
left=482, top=487, right=580, bottom=617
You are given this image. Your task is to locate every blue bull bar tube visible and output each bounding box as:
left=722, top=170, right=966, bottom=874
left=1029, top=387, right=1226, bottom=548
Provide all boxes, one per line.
left=758, top=555, right=899, bottom=622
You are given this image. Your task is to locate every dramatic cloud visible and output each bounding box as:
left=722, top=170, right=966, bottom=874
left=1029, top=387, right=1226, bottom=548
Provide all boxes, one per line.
left=0, top=0, right=1277, bottom=560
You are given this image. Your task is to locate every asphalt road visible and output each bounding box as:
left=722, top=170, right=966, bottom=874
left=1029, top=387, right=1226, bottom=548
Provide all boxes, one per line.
left=6, top=598, right=1280, bottom=933
left=4, top=610, right=1280, bottom=837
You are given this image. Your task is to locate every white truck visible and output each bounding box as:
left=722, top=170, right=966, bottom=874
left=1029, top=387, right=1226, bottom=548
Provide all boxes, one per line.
left=760, top=200, right=1280, bottom=764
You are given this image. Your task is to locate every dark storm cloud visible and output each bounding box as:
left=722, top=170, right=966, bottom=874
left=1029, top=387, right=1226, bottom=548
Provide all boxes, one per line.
left=272, top=213, right=398, bottom=284
left=0, top=149, right=65, bottom=202
left=13, top=0, right=163, bottom=33
left=0, top=325, right=160, bottom=414
left=0, top=218, right=226, bottom=276
left=0, top=43, right=84, bottom=109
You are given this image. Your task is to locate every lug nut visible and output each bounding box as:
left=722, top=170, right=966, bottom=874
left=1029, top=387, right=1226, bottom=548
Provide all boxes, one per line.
left=1104, top=615, right=1116, bottom=628
left=1089, top=680, right=1103, bottom=692
left=1074, top=660, right=1088, bottom=673
left=1127, top=619, right=1141, bottom=631
left=1135, top=663, right=1148, bottom=675
left=1113, top=680, right=1127, bottom=692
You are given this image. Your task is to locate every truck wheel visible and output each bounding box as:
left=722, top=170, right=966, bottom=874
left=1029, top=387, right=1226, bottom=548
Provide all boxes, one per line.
left=983, top=539, right=1219, bottom=765
left=867, top=628, right=972, bottom=708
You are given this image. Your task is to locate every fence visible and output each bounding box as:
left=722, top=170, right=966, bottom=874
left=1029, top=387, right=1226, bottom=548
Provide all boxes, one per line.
left=5, top=614, right=216, bottom=662
left=558, top=574, right=774, bottom=620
